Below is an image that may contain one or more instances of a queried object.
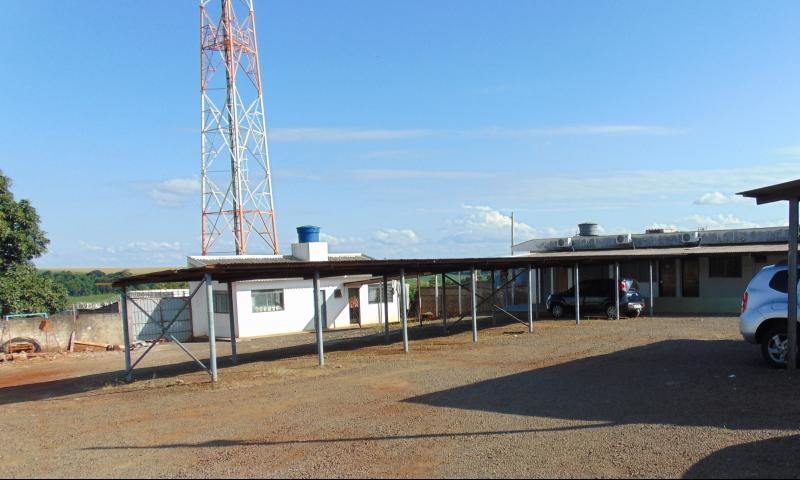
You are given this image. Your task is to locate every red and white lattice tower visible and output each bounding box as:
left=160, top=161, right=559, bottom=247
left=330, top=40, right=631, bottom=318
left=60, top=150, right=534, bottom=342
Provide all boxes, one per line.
left=200, top=0, right=278, bottom=255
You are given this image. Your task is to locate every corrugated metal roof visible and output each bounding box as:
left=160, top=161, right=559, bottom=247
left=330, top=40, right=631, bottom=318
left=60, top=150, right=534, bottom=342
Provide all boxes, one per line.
left=188, top=254, right=373, bottom=267
left=114, top=243, right=792, bottom=288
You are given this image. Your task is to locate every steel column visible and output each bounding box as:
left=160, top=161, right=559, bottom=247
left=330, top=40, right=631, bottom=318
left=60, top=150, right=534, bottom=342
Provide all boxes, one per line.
left=417, top=273, right=422, bottom=326
left=536, top=268, right=541, bottom=320
left=227, top=282, right=237, bottom=364
left=789, top=198, right=798, bottom=370
left=383, top=274, right=390, bottom=342
left=490, top=270, right=497, bottom=326
left=205, top=274, right=218, bottom=383
left=458, top=271, right=463, bottom=317
left=401, top=270, right=409, bottom=353
left=615, top=262, right=621, bottom=320
left=313, top=271, right=324, bottom=367
left=434, top=274, right=439, bottom=319
left=575, top=264, right=581, bottom=325
left=442, top=273, right=448, bottom=328
left=649, top=261, right=655, bottom=317
left=527, top=266, right=534, bottom=333
left=120, top=288, right=132, bottom=381
left=471, top=268, right=478, bottom=343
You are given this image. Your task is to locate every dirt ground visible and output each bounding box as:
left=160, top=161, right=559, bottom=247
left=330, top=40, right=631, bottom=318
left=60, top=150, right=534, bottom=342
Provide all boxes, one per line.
left=2, top=315, right=800, bottom=479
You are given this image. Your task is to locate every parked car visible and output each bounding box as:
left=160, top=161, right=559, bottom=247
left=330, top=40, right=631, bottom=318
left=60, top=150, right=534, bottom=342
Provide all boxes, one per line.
left=740, top=262, right=800, bottom=368
left=546, top=278, right=645, bottom=320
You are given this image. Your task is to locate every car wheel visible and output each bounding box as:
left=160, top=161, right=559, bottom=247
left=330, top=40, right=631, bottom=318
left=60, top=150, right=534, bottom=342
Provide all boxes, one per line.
left=605, top=304, right=617, bottom=320
left=761, top=325, right=789, bottom=369
left=550, top=303, right=564, bottom=319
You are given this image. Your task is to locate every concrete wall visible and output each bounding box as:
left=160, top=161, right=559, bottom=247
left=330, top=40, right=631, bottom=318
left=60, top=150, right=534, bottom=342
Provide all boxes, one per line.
left=1, top=311, right=123, bottom=351
left=191, top=276, right=402, bottom=339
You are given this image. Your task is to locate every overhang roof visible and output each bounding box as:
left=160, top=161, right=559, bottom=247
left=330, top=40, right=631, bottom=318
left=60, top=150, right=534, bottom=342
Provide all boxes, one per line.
left=112, top=243, right=789, bottom=287
left=739, top=178, right=800, bottom=205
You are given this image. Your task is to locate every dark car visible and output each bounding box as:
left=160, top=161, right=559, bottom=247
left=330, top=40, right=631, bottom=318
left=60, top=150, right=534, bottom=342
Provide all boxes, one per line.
left=546, top=278, right=645, bottom=319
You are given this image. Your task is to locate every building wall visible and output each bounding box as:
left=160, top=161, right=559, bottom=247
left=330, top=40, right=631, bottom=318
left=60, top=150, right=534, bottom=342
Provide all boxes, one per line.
left=2, top=311, right=124, bottom=351
left=192, top=277, right=402, bottom=339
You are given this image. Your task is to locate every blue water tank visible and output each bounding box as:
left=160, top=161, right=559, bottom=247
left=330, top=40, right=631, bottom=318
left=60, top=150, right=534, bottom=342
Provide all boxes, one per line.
left=297, top=225, right=321, bottom=243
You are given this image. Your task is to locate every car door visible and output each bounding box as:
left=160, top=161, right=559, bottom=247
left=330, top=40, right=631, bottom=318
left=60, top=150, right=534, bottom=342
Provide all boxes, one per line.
left=583, top=280, right=606, bottom=311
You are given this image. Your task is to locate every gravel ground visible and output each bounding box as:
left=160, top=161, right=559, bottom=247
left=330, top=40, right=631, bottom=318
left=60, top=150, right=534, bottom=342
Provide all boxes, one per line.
left=2, top=315, right=800, bottom=478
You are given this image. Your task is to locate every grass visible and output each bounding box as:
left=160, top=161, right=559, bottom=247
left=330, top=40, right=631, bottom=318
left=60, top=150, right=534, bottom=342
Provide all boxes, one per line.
left=68, top=293, right=119, bottom=304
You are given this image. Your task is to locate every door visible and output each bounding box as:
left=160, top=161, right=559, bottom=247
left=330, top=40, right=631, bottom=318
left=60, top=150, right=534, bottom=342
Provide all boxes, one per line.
left=348, top=288, right=361, bottom=325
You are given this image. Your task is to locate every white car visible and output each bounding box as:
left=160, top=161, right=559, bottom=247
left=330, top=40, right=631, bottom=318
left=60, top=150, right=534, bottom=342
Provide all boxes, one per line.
left=740, top=262, right=799, bottom=368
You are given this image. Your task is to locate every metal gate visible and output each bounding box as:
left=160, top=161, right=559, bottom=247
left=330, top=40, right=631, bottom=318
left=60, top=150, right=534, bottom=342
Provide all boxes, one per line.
left=127, top=289, right=192, bottom=342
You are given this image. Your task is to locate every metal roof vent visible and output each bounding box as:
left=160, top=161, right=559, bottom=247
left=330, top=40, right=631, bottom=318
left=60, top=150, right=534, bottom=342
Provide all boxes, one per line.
left=578, top=223, right=600, bottom=237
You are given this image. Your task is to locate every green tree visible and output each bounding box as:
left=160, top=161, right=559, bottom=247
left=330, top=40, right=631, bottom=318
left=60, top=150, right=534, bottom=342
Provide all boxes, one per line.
left=0, top=171, right=67, bottom=316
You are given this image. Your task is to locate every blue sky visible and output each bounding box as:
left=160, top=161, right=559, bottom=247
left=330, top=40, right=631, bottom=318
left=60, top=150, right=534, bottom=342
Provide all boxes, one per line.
left=2, top=0, right=800, bottom=267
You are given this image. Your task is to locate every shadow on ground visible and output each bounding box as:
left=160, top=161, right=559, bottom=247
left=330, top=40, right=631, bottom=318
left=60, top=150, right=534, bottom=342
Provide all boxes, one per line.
left=684, top=435, right=800, bottom=478
left=0, top=317, right=512, bottom=406
left=406, top=339, right=800, bottom=431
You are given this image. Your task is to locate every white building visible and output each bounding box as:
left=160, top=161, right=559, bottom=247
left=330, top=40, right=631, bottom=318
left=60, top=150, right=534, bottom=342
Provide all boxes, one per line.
left=189, top=237, right=405, bottom=339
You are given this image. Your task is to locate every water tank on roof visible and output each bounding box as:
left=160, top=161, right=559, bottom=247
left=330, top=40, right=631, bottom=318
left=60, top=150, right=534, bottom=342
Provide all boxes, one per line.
left=297, top=225, right=321, bottom=243
left=578, top=223, right=600, bottom=237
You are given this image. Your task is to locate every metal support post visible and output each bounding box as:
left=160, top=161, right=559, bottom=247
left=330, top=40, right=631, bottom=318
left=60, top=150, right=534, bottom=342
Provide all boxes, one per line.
left=536, top=268, right=541, bottom=320
left=383, top=274, right=390, bottom=342
left=458, top=271, right=463, bottom=317
left=649, top=261, right=655, bottom=317
left=789, top=198, right=798, bottom=370
left=471, top=268, right=478, bottom=343
left=527, top=266, right=534, bottom=333
left=490, top=270, right=497, bottom=326
left=442, top=273, right=448, bottom=328
left=575, top=264, right=581, bottom=325
left=615, top=262, right=621, bottom=321
left=434, top=274, right=439, bottom=319
left=417, top=273, right=422, bottom=326
left=120, top=288, right=132, bottom=381
left=227, top=282, right=237, bottom=364
left=205, top=274, right=218, bottom=383
left=313, top=271, right=324, bottom=367
left=400, top=270, right=409, bottom=353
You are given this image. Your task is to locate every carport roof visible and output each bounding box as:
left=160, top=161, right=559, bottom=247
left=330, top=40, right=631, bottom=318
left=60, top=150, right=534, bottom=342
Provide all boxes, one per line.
left=739, top=178, right=800, bottom=205
left=112, top=243, right=787, bottom=288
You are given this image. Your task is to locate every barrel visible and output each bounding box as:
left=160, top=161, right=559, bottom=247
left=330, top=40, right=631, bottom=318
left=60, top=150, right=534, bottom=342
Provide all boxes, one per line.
left=297, top=225, right=321, bottom=243
left=578, top=223, right=600, bottom=237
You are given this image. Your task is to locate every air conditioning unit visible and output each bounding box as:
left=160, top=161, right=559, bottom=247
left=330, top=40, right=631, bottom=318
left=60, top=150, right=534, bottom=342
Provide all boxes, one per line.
left=616, top=233, right=633, bottom=245
left=557, top=237, right=573, bottom=249
left=681, top=231, right=701, bottom=244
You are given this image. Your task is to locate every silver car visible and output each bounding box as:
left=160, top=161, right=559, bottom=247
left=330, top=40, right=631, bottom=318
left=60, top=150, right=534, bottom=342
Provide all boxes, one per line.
left=740, top=262, right=799, bottom=368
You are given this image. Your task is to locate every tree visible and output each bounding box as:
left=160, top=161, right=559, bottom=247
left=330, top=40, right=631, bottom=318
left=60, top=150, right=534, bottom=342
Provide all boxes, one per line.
left=0, top=171, right=67, bottom=316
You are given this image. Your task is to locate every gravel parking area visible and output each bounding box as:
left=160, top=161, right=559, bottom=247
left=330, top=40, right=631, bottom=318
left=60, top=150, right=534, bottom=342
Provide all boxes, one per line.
left=2, top=315, right=800, bottom=478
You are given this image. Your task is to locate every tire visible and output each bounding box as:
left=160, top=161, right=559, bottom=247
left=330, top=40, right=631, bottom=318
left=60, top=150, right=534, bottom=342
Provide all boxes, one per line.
left=761, top=325, right=789, bottom=369
left=550, top=303, right=565, bottom=319
left=605, top=304, right=617, bottom=320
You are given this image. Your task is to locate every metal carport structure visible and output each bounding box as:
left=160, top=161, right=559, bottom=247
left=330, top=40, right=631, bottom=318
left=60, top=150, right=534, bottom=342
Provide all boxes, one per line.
left=740, top=178, right=800, bottom=370
left=112, top=243, right=791, bottom=382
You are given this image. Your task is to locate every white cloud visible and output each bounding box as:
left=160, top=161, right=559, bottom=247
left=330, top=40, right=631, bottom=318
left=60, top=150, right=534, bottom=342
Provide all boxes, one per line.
left=319, top=232, right=365, bottom=249
left=353, top=169, right=496, bottom=181
left=685, top=214, right=766, bottom=230
left=267, top=124, right=680, bottom=143
left=693, top=192, right=742, bottom=206
left=270, top=128, right=432, bottom=142
left=372, top=229, right=419, bottom=245
left=443, top=205, right=574, bottom=247
left=774, top=146, right=800, bottom=158
left=148, top=177, right=200, bottom=208
left=80, top=240, right=183, bottom=255
left=467, top=125, right=683, bottom=138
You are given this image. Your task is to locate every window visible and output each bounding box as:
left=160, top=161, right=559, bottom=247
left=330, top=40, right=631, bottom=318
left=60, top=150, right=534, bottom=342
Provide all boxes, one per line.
left=709, top=257, right=742, bottom=278
left=368, top=284, right=395, bottom=304
left=251, top=289, right=284, bottom=313
left=213, top=291, right=230, bottom=314
left=682, top=258, right=700, bottom=297
left=769, top=270, right=800, bottom=294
